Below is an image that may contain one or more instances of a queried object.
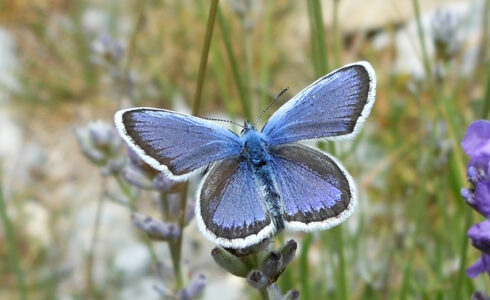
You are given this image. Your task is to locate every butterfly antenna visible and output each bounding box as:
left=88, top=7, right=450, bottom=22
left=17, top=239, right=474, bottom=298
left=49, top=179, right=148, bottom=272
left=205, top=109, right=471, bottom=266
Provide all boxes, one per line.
left=254, top=87, right=289, bottom=125
left=203, top=117, right=244, bottom=129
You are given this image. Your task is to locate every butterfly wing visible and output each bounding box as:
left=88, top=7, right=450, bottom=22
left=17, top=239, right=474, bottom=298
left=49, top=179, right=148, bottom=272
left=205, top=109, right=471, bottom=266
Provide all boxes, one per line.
left=262, top=61, right=376, bottom=146
left=196, top=157, right=275, bottom=248
left=115, top=108, right=242, bottom=180
left=269, top=144, right=356, bottom=230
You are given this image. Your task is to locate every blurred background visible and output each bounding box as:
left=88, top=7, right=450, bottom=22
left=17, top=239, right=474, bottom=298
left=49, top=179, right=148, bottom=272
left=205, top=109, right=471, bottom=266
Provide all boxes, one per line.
left=0, top=0, right=488, bottom=299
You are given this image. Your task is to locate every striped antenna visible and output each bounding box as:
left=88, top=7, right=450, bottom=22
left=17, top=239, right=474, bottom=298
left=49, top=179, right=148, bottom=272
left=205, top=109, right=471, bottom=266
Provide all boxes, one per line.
left=203, top=117, right=244, bottom=129
left=254, top=87, right=289, bottom=125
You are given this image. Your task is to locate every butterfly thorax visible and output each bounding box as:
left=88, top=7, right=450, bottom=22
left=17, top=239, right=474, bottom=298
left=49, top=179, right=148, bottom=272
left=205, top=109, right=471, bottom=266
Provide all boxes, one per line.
left=241, top=125, right=270, bottom=166
left=240, top=125, right=285, bottom=231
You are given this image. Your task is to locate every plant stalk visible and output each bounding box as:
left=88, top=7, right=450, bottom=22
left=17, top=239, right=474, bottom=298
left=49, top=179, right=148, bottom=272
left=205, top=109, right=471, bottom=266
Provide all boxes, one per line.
left=0, top=171, right=27, bottom=300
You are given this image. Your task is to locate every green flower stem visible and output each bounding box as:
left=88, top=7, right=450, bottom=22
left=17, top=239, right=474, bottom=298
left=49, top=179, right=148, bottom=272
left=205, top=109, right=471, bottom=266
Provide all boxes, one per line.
left=157, top=191, right=183, bottom=289
left=217, top=6, right=252, bottom=120
left=259, top=287, right=271, bottom=300
left=332, top=226, right=348, bottom=300
left=85, top=179, right=106, bottom=298
left=259, top=0, right=274, bottom=111
left=192, top=0, right=219, bottom=116
left=120, top=4, right=146, bottom=105
left=332, top=0, right=341, bottom=68
left=483, top=61, right=490, bottom=119
left=195, top=0, right=237, bottom=124
left=299, top=234, right=313, bottom=300
left=310, top=0, right=329, bottom=75
left=0, top=172, right=27, bottom=300
left=412, top=0, right=432, bottom=81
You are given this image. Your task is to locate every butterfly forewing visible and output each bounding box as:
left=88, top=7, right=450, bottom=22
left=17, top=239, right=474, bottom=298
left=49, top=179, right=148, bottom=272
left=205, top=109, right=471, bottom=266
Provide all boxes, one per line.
left=270, top=144, right=356, bottom=230
left=262, top=62, right=376, bottom=146
left=196, top=157, right=275, bottom=248
left=115, top=108, right=242, bottom=179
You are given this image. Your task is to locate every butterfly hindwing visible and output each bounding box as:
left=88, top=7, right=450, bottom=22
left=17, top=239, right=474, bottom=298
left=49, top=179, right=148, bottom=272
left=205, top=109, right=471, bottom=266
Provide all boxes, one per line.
left=269, top=143, right=356, bottom=230
left=262, top=61, right=376, bottom=146
left=196, top=157, right=275, bottom=248
left=115, top=108, right=242, bottom=180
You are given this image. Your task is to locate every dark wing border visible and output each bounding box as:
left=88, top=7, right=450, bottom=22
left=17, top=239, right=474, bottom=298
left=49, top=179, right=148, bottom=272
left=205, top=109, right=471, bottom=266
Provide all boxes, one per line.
left=195, top=158, right=276, bottom=249
left=271, top=144, right=357, bottom=231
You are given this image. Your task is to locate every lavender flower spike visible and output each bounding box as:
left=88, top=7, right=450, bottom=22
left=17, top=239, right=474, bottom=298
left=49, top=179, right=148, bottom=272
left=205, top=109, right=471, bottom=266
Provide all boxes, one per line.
left=467, top=254, right=490, bottom=278
left=468, top=220, right=490, bottom=254
left=462, top=120, right=490, bottom=161
left=462, top=120, right=490, bottom=278
left=131, top=213, right=180, bottom=241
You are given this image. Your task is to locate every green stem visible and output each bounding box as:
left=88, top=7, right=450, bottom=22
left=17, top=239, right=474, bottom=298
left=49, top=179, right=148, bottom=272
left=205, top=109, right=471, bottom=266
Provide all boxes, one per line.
left=299, top=234, right=313, bottom=300
left=454, top=208, right=473, bottom=300
left=259, top=0, right=274, bottom=111
left=259, top=287, right=271, bottom=300
left=332, top=0, right=341, bottom=68
left=483, top=62, right=490, bottom=119
left=192, top=0, right=219, bottom=116
left=158, top=192, right=183, bottom=288
left=86, top=179, right=106, bottom=298
left=310, top=0, right=329, bottom=75
left=120, top=3, right=146, bottom=105
left=333, top=226, right=348, bottom=300
left=171, top=185, right=188, bottom=290
left=307, top=1, right=320, bottom=77
left=0, top=171, right=27, bottom=300
left=412, top=0, right=432, bottom=81
left=196, top=0, right=237, bottom=124
left=217, top=6, right=252, bottom=120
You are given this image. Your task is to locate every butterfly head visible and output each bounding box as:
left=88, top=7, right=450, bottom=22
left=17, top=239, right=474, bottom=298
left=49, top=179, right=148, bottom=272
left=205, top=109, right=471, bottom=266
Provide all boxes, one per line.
left=241, top=121, right=255, bottom=135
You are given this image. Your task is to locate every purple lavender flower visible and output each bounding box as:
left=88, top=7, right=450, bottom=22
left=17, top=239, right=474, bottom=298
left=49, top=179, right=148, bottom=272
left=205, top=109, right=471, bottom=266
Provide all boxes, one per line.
left=74, top=120, right=124, bottom=175
left=462, top=120, right=490, bottom=160
left=462, top=120, right=490, bottom=278
left=468, top=220, right=490, bottom=254
left=467, top=254, right=490, bottom=278
left=461, top=121, right=490, bottom=217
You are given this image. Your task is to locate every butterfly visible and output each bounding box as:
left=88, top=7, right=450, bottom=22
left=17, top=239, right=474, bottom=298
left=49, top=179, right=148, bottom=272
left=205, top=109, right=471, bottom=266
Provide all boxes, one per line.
left=114, top=61, right=376, bottom=249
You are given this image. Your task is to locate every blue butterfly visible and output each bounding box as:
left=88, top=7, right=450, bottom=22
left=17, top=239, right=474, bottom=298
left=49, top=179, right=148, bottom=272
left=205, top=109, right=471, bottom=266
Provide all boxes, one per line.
left=115, top=61, right=376, bottom=249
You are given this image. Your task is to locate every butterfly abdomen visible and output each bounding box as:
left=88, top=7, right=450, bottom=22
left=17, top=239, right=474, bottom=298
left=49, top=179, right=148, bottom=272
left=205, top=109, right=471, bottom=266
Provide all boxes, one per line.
left=254, top=163, right=285, bottom=231
left=242, top=127, right=285, bottom=231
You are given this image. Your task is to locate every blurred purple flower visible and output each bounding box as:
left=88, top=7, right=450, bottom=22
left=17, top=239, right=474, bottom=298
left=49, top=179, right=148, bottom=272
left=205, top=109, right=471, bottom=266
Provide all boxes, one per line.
left=122, top=147, right=181, bottom=192
left=131, top=213, right=180, bottom=241
left=467, top=254, right=490, bottom=278
left=462, top=120, right=490, bottom=278
left=431, top=8, right=463, bottom=61
left=75, top=120, right=124, bottom=175
left=462, top=120, right=490, bottom=161
left=90, top=33, right=124, bottom=65
left=176, top=274, right=206, bottom=300
left=468, top=220, right=490, bottom=254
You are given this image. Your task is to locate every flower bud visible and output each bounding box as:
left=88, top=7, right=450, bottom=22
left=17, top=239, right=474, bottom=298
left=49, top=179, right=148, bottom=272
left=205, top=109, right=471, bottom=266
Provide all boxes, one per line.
left=211, top=247, right=249, bottom=277
left=261, top=251, right=282, bottom=278
left=279, top=240, right=297, bottom=268
left=246, top=270, right=268, bottom=289
left=177, top=274, right=206, bottom=300
left=131, top=213, right=180, bottom=241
